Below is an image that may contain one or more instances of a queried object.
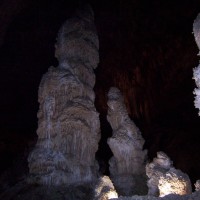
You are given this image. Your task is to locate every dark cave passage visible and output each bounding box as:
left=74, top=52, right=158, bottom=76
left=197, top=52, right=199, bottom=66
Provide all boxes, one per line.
left=95, top=113, right=113, bottom=176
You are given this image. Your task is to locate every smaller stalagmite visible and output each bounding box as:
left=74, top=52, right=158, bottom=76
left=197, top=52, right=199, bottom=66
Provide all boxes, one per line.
left=146, top=152, right=192, bottom=197
left=107, top=87, right=147, bottom=196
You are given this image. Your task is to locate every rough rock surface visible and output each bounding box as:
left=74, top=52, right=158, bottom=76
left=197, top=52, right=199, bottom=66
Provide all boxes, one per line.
left=146, top=152, right=192, bottom=197
left=112, top=191, right=200, bottom=200
left=107, top=87, right=148, bottom=196
left=28, top=5, right=100, bottom=185
left=158, top=168, right=192, bottom=197
left=194, top=180, right=200, bottom=191
left=94, top=176, right=118, bottom=200
left=193, top=13, right=200, bottom=115
left=1, top=181, right=199, bottom=200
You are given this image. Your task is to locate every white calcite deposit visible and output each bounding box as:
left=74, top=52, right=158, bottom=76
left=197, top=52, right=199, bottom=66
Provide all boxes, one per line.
left=107, top=87, right=148, bottom=196
left=28, top=5, right=100, bottom=185
left=94, top=176, right=118, bottom=200
left=146, top=152, right=192, bottom=197
left=193, top=13, right=200, bottom=115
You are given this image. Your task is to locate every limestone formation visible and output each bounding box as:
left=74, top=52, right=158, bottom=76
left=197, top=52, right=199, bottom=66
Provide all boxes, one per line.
left=94, top=176, right=118, bottom=200
left=146, top=152, right=173, bottom=196
left=195, top=180, right=200, bottom=191
left=28, top=5, right=100, bottom=185
left=158, top=168, right=192, bottom=197
left=107, top=87, right=148, bottom=196
left=146, top=152, right=192, bottom=197
left=193, top=13, right=200, bottom=115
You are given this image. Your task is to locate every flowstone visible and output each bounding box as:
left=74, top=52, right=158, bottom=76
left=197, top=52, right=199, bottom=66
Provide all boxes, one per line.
left=28, top=5, right=100, bottom=185
left=107, top=87, right=148, bottom=196
left=146, top=152, right=192, bottom=197
left=193, top=13, right=200, bottom=115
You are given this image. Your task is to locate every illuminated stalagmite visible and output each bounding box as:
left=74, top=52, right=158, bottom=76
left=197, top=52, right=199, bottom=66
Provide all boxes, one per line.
left=28, top=5, right=100, bottom=185
left=107, top=87, right=147, bottom=195
left=94, top=176, right=118, bottom=200
left=146, top=152, right=192, bottom=197
left=193, top=13, right=200, bottom=114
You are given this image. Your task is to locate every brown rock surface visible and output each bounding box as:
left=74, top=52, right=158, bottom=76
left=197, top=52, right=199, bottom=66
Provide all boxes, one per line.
left=107, top=87, right=147, bottom=196
left=28, top=5, right=100, bottom=185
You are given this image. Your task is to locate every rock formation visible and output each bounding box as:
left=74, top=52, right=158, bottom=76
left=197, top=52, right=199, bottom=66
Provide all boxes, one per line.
left=195, top=180, right=200, bottom=191
left=158, top=168, right=192, bottom=197
left=94, top=176, right=118, bottom=200
left=193, top=13, right=200, bottom=115
left=146, top=152, right=173, bottom=196
left=28, top=5, right=100, bottom=185
left=146, top=152, right=192, bottom=197
left=106, top=87, right=147, bottom=196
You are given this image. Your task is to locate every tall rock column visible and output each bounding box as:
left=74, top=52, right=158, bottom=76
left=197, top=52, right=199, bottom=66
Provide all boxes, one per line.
left=107, top=87, right=147, bottom=196
left=28, top=5, right=100, bottom=185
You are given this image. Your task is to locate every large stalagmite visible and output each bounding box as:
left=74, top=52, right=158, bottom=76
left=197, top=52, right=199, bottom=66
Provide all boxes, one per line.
left=107, top=87, right=147, bottom=196
left=28, top=5, right=100, bottom=185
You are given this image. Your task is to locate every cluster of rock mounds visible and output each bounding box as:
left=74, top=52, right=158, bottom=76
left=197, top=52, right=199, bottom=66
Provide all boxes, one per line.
left=93, top=86, right=198, bottom=200
left=2, top=5, right=200, bottom=200
left=27, top=5, right=200, bottom=199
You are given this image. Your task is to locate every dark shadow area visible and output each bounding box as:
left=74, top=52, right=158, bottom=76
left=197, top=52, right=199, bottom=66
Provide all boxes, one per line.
left=95, top=114, right=113, bottom=175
